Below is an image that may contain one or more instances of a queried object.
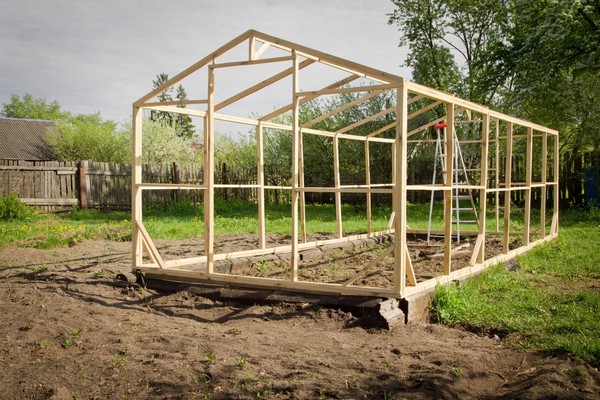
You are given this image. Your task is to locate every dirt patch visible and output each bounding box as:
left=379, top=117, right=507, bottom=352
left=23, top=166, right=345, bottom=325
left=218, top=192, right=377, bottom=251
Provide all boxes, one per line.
left=1, top=238, right=599, bottom=399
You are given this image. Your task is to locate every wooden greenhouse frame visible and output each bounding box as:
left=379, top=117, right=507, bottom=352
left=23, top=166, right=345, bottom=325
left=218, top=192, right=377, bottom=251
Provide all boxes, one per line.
left=131, top=30, right=559, bottom=300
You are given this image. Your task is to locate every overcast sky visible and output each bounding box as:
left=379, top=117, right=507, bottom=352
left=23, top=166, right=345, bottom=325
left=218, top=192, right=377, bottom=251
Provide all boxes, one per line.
left=0, top=0, right=410, bottom=124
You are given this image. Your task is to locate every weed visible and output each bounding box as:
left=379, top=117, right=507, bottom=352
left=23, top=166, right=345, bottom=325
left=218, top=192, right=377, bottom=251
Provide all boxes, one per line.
left=36, top=339, right=52, bottom=350
left=255, top=260, right=271, bottom=276
left=451, top=366, right=462, bottom=378
left=256, top=390, right=272, bottom=399
left=204, top=351, right=217, bottom=364
left=32, top=265, right=48, bottom=274
left=235, top=356, right=246, bottom=369
left=18, top=322, right=33, bottom=331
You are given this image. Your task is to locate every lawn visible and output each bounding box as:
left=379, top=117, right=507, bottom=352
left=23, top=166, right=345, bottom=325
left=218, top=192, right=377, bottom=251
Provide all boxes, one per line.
left=431, top=207, right=600, bottom=367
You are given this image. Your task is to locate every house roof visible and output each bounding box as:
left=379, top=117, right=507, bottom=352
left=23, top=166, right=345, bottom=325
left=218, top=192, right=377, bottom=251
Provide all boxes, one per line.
left=0, top=117, right=56, bottom=160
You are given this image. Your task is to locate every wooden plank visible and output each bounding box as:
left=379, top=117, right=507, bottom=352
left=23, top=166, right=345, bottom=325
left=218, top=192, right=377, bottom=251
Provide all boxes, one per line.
left=0, top=165, right=76, bottom=172
left=213, top=55, right=293, bottom=69
left=135, top=30, right=252, bottom=105
left=291, top=51, right=300, bottom=281
left=443, top=105, right=454, bottom=275
left=365, top=139, right=372, bottom=235
left=299, top=129, right=307, bottom=243
left=343, top=245, right=393, bottom=286
left=408, top=100, right=442, bottom=120
left=21, top=198, right=78, bottom=205
left=132, top=108, right=144, bottom=268
left=138, top=266, right=398, bottom=298
left=302, top=90, right=381, bottom=128
left=257, top=123, right=266, bottom=249
left=540, top=132, right=548, bottom=238
left=407, top=116, right=446, bottom=138
left=216, top=58, right=314, bottom=111
left=250, top=30, right=403, bottom=84
left=503, top=122, right=513, bottom=254
left=337, top=106, right=395, bottom=135
left=523, top=127, right=533, bottom=245
left=205, top=64, right=216, bottom=274
left=477, top=113, right=489, bottom=264
left=257, top=68, right=357, bottom=122
left=394, top=83, right=408, bottom=296
left=553, top=134, right=560, bottom=235
left=333, top=135, right=342, bottom=238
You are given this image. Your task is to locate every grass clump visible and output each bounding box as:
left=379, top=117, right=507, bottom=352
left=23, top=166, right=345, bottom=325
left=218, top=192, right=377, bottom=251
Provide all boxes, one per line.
left=0, top=193, right=34, bottom=221
left=431, top=208, right=600, bottom=367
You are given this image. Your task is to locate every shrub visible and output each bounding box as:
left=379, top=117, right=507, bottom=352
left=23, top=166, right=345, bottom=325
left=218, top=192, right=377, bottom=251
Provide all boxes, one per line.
left=0, top=194, right=34, bottom=221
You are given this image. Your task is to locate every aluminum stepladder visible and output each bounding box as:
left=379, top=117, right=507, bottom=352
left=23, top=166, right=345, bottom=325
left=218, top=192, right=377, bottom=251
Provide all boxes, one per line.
left=427, top=122, right=479, bottom=244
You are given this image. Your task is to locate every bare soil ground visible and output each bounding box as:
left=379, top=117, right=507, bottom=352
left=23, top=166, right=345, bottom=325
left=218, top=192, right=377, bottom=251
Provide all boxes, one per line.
left=1, top=237, right=599, bottom=400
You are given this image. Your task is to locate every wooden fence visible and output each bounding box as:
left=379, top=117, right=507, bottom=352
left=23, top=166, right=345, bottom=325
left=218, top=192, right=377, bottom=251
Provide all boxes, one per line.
left=0, top=160, right=254, bottom=212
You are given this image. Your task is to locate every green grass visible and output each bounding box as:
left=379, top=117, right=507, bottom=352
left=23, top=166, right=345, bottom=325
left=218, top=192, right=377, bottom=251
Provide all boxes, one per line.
left=431, top=207, right=600, bottom=367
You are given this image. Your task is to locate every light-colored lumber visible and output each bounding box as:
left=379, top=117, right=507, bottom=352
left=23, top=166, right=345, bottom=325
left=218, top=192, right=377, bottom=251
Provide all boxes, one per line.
left=524, top=127, right=533, bottom=245
left=443, top=104, right=455, bottom=275
left=333, top=135, right=343, bottom=238
left=257, top=123, right=266, bottom=249
left=216, top=58, right=314, bottom=112
left=394, top=83, right=408, bottom=296
left=205, top=65, right=216, bottom=273
left=291, top=51, right=300, bottom=281
left=503, top=122, right=513, bottom=254
left=476, top=113, right=490, bottom=264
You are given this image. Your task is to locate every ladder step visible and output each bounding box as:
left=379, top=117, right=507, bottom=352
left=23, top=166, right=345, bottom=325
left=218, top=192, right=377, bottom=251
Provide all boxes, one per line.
left=453, top=207, right=476, bottom=212
left=456, top=195, right=471, bottom=200
left=455, top=220, right=478, bottom=224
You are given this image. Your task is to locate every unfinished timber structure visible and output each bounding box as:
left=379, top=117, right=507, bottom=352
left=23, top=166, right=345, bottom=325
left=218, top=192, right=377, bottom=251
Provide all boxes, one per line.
left=131, top=30, right=559, bottom=302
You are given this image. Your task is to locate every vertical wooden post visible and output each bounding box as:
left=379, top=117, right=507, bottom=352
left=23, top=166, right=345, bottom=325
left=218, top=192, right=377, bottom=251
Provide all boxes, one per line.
left=524, top=127, right=533, bottom=245
left=299, top=129, right=307, bottom=243
left=257, top=123, right=266, bottom=249
left=365, top=139, right=372, bottom=236
left=495, top=120, right=500, bottom=232
left=333, top=135, right=342, bottom=238
left=540, top=131, right=548, bottom=238
left=291, top=51, right=300, bottom=281
left=78, top=160, right=87, bottom=209
left=443, top=103, right=454, bottom=275
left=131, top=107, right=143, bottom=269
left=477, top=113, right=489, bottom=264
left=393, top=82, right=408, bottom=297
left=503, top=122, right=513, bottom=254
left=553, top=133, right=560, bottom=235
left=205, top=63, right=216, bottom=274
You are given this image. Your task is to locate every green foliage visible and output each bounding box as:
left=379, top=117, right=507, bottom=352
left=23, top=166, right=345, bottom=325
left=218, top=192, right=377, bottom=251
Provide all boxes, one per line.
left=47, top=113, right=130, bottom=163
left=149, top=73, right=195, bottom=139
left=0, top=194, right=34, bottom=221
left=431, top=208, right=600, bottom=367
left=140, top=118, right=197, bottom=163
left=388, top=0, right=511, bottom=104
left=1, top=93, right=69, bottom=120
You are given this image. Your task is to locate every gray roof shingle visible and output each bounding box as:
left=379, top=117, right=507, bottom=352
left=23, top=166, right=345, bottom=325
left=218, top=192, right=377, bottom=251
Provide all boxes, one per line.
left=0, top=117, right=56, bottom=160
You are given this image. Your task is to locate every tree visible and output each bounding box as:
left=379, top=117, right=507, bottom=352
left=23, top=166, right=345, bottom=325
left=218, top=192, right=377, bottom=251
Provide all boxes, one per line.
left=46, top=113, right=130, bottom=163
left=388, top=0, right=512, bottom=104
left=139, top=119, right=197, bottom=164
left=149, top=73, right=195, bottom=139
left=1, top=93, right=70, bottom=120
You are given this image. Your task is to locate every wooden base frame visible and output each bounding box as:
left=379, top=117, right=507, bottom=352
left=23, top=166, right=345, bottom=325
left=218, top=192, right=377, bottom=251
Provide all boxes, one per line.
left=131, top=30, right=559, bottom=300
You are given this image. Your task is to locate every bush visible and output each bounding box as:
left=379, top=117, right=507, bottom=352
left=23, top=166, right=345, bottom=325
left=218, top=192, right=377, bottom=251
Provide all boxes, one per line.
left=0, top=194, right=34, bottom=221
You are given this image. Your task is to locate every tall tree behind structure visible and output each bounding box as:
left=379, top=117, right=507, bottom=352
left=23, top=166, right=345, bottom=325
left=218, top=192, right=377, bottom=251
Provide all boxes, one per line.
left=388, top=0, right=511, bottom=105
left=149, top=73, right=195, bottom=138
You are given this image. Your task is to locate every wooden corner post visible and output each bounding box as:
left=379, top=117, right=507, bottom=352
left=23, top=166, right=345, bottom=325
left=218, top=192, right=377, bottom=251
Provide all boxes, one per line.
left=291, top=50, right=300, bottom=281
left=393, top=81, right=408, bottom=297
left=205, top=63, right=216, bottom=273
left=443, top=103, right=455, bottom=275
left=131, top=107, right=143, bottom=269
